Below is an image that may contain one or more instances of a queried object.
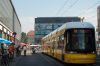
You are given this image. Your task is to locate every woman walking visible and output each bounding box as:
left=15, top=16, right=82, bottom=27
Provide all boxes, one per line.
left=23, top=46, right=27, bottom=56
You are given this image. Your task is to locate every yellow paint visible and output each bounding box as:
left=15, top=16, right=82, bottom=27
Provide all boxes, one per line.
left=55, top=50, right=62, bottom=60
left=64, top=53, right=96, bottom=64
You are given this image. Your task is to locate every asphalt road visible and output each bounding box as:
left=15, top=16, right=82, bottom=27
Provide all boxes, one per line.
left=9, top=49, right=100, bottom=66
left=13, top=53, right=65, bottom=66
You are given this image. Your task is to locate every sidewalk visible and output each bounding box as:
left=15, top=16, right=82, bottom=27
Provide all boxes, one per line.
left=9, top=49, right=32, bottom=66
left=9, top=55, right=22, bottom=66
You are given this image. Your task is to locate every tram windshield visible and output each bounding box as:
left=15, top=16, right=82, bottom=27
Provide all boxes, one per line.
left=66, top=29, right=96, bottom=52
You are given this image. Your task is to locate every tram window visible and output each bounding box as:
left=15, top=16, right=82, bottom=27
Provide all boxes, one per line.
left=58, top=35, right=64, bottom=49
left=65, top=29, right=96, bottom=52
left=73, top=29, right=92, bottom=33
left=65, top=31, right=71, bottom=51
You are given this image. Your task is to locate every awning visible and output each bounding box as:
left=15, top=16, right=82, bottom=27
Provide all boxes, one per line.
left=20, top=43, right=28, bottom=46
left=0, top=38, right=5, bottom=42
left=3, top=40, right=12, bottom=44
left=0, top=38, right=12, bottom=44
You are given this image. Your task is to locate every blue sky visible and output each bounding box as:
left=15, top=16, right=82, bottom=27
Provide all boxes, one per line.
left=12, top=0, right=100, bottom=33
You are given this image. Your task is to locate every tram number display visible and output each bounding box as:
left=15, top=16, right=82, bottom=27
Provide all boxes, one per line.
left=73, top=29, right=92, bottom=33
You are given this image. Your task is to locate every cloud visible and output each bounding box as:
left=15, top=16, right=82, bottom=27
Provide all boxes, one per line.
left=19, top=16, right=35, bottom=33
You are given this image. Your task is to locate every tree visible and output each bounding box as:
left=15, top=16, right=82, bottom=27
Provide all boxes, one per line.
left=21, top=32, right=28, bottom=43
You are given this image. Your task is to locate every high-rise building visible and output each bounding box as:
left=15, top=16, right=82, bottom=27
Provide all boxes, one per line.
left=35, top=17, right=81, bottom=44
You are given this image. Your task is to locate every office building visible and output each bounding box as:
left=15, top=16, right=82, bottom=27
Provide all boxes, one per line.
left=35, top=17, right=81, bottom=44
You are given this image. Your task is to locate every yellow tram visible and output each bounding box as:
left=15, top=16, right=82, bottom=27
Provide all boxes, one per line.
left=41, top=22, right=96, bottom=64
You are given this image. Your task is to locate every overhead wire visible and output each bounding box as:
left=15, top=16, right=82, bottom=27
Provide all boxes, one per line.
left=55, top=0, right=100, bottom=21
left=78, top=0, right=100, bottom=16
left=55, top=0, right=69, bottom=16
left=61, top=0, right=80, bottom=16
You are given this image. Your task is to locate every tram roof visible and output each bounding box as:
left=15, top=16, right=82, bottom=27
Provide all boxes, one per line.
left=58, top=22, right=94, bottom=30
left=42, top=22, right=95, bottom=40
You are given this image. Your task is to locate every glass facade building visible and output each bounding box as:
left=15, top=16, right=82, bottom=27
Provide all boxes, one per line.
left=35, top=17, right=81, bottom=44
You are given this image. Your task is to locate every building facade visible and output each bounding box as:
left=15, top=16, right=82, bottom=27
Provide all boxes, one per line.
left=35, top=17, right=81, bottom=44
left=97, top=5, right=100, bottom=41
left=97, top=5, right=100, bottom=55
left=0, top=0, right=21, bottom=46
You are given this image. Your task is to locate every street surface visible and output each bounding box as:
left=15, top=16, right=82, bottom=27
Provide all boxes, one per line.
left=12, top=53, right=65, bottom=66
left=9, top=49, right=100, bottom=66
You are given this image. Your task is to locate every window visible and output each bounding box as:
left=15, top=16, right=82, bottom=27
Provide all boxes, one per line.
left=65, top=29, right=96, bottom=52
left=58, top=35, right=64, bottom=49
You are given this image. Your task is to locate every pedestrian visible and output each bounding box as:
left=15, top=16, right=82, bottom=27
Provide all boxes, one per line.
left=1, top=43, right=4, bottom=54
left=1, top=49, right=9, bottom=66
left=16, top=45, right=21, bottom=56
left=32, top=47, right=35, bottom=54
left=8, top=44, right=15, bottom=61
left=23, top=46, right=27, bottom=56
left=0, top=49, right=2, bottom=66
